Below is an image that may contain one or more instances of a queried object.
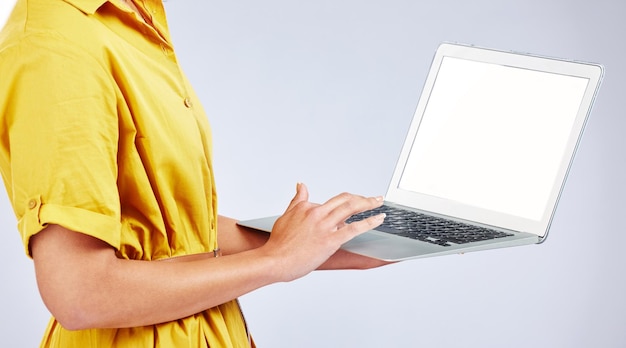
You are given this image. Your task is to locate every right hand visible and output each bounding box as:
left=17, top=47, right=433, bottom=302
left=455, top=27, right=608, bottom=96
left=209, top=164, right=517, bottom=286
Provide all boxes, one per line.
left=262, top=183, right=385, bottom=282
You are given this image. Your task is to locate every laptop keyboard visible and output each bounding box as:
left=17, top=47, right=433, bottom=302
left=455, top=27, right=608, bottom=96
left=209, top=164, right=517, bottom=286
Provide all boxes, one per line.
left=346, top=205, right=513, bottom=247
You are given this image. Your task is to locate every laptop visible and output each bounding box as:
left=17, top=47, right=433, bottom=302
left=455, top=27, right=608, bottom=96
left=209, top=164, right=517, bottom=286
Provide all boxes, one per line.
left=237, top=42, right=604, bottom=261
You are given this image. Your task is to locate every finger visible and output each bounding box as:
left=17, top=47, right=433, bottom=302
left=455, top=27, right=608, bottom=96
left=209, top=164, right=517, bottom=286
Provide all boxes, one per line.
left=320, top=191, right=382, bottom=215
left=322, top=194, right=384, bottom=223
left=285, top=182, right=309, bottom=212
left=334, top=220, right=347, bottom=232
left=333, top=212, right=386, bottom=244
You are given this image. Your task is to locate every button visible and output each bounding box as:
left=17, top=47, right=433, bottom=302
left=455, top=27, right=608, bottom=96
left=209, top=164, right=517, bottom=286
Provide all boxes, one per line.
left=183, top=97, right=193, bottom=108
left=28, top=199, right=37, bottom=210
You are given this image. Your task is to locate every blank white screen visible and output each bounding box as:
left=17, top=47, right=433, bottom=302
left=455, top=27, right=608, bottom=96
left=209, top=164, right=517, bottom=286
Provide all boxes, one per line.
left=399, top=57, right=589, bottom=221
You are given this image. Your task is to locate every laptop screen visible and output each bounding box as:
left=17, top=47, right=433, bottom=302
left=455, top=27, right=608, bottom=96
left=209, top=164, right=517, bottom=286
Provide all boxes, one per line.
left=399, top=57, right=589, bottom=221
left=387, top=44, right=603, bottom=237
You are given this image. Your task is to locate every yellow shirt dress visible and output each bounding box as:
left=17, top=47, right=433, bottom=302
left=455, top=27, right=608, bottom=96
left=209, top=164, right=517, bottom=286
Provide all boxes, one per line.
left=0, top=0, right=252, bottom=346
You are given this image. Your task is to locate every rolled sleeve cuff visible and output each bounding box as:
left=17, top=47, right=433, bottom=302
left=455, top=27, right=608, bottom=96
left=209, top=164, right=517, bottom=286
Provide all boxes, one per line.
left=18, top=196, right=121, bottom=257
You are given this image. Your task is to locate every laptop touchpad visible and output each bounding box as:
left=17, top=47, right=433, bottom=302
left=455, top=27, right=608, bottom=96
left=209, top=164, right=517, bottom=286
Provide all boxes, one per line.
left=345, top=232, right=386, bottom=244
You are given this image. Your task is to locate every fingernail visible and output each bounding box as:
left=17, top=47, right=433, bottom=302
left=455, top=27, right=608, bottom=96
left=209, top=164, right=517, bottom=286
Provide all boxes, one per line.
left=376, top=196, right=384, bottom=202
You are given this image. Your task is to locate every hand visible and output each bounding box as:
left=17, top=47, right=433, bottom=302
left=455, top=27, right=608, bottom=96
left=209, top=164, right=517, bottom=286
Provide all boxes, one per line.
left=261, top=183, right=385, bottom=282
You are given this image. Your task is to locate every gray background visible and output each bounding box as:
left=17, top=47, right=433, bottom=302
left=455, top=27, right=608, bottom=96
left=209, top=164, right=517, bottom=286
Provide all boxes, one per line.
left=1, top=0, right=624, bottom=347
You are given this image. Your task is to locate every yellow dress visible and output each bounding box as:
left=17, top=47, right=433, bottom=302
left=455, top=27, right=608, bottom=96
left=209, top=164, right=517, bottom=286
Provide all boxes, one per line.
left=0, top=0, right=251, bottom=346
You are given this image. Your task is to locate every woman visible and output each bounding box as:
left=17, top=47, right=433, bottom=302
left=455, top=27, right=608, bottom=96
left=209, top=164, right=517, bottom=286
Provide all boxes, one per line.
left=0, top=0, right=387, bottom=346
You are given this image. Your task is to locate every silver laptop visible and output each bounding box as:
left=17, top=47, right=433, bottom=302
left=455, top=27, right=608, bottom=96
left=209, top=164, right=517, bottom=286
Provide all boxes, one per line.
left=238, top=43, right=604, bottom=261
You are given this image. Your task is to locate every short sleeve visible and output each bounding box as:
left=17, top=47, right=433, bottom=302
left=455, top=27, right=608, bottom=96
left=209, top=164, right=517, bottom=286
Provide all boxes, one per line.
left=0, top=34, right=122, bottom=256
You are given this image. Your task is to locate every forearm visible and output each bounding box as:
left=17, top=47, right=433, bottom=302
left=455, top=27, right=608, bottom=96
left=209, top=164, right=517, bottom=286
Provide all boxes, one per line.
left=32, top=224, right=280, bottom=330
left=318, top=248, right=393, bottom=270
left=101, top=251, right=275, bottom=328
left=218, top=215, right=268, bottom=255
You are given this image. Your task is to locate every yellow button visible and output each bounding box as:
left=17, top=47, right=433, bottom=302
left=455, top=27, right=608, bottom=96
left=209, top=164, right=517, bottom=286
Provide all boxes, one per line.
left=28, top=199, right=37, bottom=210
left=183, top=97, right=193, bottom=108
